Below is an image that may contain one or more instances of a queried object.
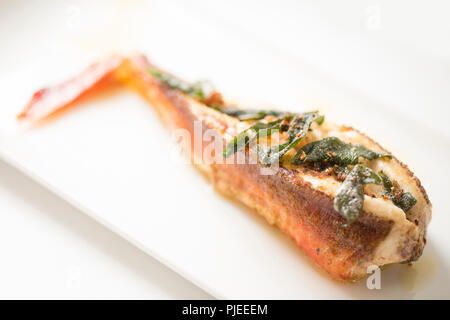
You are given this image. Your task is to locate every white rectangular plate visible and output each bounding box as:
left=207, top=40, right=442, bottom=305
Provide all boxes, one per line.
left=1, top=0, right=449, bottom=299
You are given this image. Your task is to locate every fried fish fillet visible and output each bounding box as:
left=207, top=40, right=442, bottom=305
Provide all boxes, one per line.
left=18, top=55, right=431, bottom=280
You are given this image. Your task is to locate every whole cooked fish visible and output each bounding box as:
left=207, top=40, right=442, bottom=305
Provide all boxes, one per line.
left=18, top=54, right=431, bottom=280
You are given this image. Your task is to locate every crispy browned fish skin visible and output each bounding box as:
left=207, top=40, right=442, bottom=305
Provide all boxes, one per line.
left=115, top=55, right=431, bottom=280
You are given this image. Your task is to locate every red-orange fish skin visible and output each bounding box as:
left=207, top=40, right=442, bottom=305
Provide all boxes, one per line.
left=18, top=55, right=123, bottom=121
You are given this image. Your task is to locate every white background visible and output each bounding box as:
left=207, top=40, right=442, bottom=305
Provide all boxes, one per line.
left=1, top=0, right=450, bottom=299
left=0, top=159, right=211, bottom=299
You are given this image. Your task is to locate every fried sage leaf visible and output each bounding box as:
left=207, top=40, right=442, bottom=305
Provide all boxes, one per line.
left=148, top=68, right=210, bottom=100
left=334, top=164, right=382, bottom=225
left=293, top=136, right=391, bottom=166
left=212, top=106, right=284, bottom=121
left=257, top=112, right=324, bottom=166
left=379, top=171, right=417, bottom=213
left=222, top=119, right=282, bottom=158
left=149, top=68, right=286, bottom=122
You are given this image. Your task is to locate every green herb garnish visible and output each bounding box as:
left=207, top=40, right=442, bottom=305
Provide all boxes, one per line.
left=334, top=164, right=382, bottom=226
left=222, top=118, right=284, bottom=158
left=149, top=68, right=286, bottom=122
left=379, top=171, right=417, bottom=213
left=293, top=136, right=391, bottom=166
left=223, top=111, right=324, bottom=161
left=148, top=68, right=209, bottom=100
left=256, top=112, right=324, bottom=166
left=212, top=106, right=284, bottom=121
